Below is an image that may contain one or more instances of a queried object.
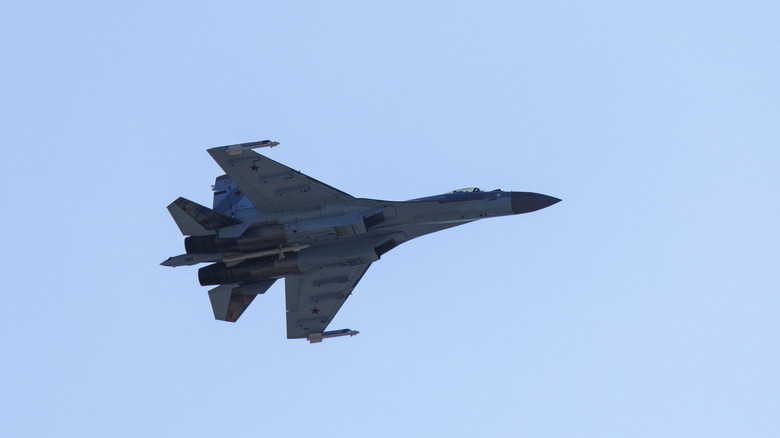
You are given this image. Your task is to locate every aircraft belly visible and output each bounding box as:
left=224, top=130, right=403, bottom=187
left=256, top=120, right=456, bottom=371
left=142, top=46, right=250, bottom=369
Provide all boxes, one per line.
left=297, top=239, right=380, bottom=271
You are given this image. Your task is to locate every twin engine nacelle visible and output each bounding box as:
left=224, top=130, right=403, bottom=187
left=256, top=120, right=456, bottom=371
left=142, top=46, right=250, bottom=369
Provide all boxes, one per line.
left=184, top=211, right=386, bottom=255
left=198, top=255, right=301, bottom=286
left=197, top=235, right=399, bottom=286
left=185, top=223, right=286, bottom=254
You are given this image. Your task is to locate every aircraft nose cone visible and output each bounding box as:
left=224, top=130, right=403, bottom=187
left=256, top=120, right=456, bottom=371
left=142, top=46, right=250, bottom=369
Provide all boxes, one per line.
left=511, top=192, right=561, bottom=214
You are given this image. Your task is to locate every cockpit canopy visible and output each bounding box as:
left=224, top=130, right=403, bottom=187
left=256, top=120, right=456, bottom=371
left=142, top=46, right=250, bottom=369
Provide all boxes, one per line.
left=449, top=187, right=482, bottom=193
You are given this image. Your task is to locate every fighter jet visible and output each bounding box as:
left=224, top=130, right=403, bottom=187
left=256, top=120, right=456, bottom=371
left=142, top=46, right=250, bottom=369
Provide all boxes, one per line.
left=162, top=140, right=560, bottom=343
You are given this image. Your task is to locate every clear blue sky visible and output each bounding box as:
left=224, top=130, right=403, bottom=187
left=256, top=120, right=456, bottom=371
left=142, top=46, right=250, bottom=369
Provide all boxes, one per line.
left=2, top=1, right=779, bottom=437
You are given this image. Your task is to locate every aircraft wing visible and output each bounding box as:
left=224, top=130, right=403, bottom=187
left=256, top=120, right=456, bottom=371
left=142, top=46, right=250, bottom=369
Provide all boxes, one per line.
left=285, top=263, right=371, bottom=340
left=207, top=145, right=356, bottom=214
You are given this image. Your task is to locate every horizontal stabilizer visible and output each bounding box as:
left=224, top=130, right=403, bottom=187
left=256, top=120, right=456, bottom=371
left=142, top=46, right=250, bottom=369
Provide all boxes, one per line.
left=208, top=280, right=276, bottom=322
left=167, top=197, right=242, bottom=236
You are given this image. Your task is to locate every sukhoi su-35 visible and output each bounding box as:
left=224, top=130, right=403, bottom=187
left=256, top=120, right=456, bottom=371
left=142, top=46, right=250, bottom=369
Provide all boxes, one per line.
left=162, top=140, right=560, bottom=343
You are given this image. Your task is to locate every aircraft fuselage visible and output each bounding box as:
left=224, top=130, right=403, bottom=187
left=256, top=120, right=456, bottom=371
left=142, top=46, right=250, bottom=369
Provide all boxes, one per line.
left=193, top=189, right=559, bottom=285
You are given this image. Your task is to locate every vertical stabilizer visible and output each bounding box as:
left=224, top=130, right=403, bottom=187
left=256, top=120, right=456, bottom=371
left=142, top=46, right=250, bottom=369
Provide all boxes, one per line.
left=212, top=175, right=257, bottom=219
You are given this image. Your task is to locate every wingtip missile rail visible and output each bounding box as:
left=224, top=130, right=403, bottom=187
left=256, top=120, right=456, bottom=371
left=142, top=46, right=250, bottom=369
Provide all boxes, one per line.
left=226, top=139, right=280, bottom=155
left=307, top=329, right=360, bottom=343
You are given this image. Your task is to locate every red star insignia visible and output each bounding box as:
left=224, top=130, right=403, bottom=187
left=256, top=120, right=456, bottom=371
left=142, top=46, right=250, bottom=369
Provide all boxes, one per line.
left=250, top=164, right=259, bottom=171
left=311, top=307, right=320, bottom=314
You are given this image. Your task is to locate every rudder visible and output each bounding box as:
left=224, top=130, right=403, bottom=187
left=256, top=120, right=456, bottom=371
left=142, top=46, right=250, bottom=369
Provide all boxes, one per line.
left=212, top=174, right=256, bottom=219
